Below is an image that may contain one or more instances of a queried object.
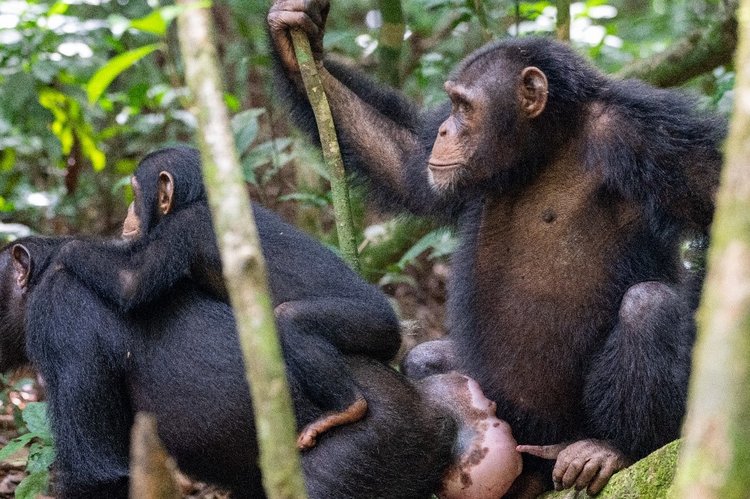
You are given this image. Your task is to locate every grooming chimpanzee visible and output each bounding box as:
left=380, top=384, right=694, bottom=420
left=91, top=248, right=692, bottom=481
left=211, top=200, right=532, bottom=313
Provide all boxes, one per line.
left=0, top=237, right=521, bottom=498
left=269, top=1, right=724, bottom=494
left=57, top=146, right=401, bottom=449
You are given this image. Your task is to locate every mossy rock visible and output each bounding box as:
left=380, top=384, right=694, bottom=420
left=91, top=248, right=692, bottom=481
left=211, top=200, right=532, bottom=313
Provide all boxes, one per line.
left=540, top=440, right=680, bottom=499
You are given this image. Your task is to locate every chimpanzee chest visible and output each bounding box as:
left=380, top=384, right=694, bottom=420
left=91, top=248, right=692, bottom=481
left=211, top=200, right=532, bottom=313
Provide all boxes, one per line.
left=468, top=161, right=639, bottom=421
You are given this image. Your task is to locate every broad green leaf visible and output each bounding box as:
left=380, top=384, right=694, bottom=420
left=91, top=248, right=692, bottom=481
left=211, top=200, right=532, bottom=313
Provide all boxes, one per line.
left=14, top=471, right=49, bottom=499
left=22, top=402, right=52, bottom=440
left=129, top=6, right=181, bottom=35
left=87, top=44, right=160, bottom=104
left=232, top=108, right=265, bottom=154
left=78, top=131, right=106, bottom=171
left=26, top=443, right=55, bottom=474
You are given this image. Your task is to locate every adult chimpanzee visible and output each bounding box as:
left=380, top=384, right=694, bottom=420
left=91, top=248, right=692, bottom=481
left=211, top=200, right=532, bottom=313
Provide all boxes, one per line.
left=0, top=237, right=522, bottom=498
left=57, top=146, right=401, bottom=449
left=268, top=1, right=724, bottom=495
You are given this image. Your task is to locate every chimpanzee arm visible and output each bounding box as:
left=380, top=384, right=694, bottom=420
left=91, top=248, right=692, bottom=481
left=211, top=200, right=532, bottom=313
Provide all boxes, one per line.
left=268, top=1, right=458, bottom=217
left=275, top=296, right=402, bottom=363
left=26, top=271, right=132, bottom=498
left=58, top=205, right=222, bottom=312
left=587, top=83, right=725, bottom=239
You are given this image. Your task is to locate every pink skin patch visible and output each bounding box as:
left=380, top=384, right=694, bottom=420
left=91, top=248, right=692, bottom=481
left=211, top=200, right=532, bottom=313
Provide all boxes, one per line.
left=420, top=373, right=522, bottom=499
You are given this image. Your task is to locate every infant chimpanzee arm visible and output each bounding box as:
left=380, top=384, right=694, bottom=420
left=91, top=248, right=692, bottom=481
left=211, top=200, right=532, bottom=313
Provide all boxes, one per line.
left=58, top=205, right=222, bottom=313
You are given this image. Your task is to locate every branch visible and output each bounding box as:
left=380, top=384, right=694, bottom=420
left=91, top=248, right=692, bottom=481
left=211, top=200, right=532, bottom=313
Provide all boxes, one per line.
left=176, top=3, right=307, bottom=498
left=291, top=31, right=361, bottom=272
left=616, top=3, right=737, bottom=87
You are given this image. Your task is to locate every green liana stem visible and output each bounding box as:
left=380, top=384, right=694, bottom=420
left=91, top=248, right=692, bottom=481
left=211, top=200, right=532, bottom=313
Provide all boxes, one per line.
left=290, top=30, right=361, bottom=273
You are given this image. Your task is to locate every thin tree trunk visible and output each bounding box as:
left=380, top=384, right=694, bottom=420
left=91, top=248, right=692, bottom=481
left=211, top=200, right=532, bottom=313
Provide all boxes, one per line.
left=129, top=413, right=181, bottom=499
left=377, top=0, right=405, bottom=86
left=176, top=3, right=307, bottom=498
left=672, top=0, right=750, bottom=495
left=556, top=0, right=571, bottom=41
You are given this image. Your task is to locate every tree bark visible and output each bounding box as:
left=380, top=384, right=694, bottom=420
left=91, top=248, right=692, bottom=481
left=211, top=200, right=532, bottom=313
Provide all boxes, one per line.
left=671, top=0, right=750, bottom=495
left=176, top=3, right=307, bottom=498
left=556, top=0, right=571, bottom=41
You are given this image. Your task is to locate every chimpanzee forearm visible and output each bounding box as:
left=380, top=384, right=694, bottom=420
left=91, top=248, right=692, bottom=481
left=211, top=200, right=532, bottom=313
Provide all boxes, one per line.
left=268, top=2, right=456, bottom=217
left=26, top=271, right=132, bottom=498
left=59, top=206, right=218, bottom=312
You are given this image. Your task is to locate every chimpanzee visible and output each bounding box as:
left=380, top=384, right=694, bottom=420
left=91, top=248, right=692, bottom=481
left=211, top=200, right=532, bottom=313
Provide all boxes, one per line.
left=0, top=237, right=522, bottom=498
left=268, top=1, right=724, bottom=494
left=56, top=146, right=401, bottom=449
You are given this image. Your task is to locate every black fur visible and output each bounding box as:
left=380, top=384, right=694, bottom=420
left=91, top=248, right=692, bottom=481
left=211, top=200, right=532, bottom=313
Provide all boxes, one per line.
left=1, top=236, right=456, bottom=498
left=58, top=146, right=402, bottom=424
left=273, top=32, right=725, bottom=486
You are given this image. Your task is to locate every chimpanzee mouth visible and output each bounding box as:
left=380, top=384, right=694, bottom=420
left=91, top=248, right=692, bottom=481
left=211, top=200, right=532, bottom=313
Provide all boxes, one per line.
left=121, top=228, right=139, bottom=239
left=428, top=162, right=463, bottom=171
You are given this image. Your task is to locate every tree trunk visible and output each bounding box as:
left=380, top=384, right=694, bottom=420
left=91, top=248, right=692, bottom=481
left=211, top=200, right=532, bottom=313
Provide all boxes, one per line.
left=671, top=0, right=750, bottom=495
left=176, top=3, right=307, bottom=498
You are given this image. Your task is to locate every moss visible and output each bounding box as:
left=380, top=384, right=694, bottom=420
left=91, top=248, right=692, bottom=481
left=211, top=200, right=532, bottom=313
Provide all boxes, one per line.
left=540, top=440, right=681, bottom=499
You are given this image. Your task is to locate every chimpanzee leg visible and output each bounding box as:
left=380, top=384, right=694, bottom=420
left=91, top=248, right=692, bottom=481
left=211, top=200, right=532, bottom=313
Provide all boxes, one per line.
left=26, top=277, right=132, bottom=498
left=400, top=338, right=458, bottom=380
left=279, top=330, right=366, bottom=450
left=275, top=298, right=401, bottom=363
left=583, top=281, right=695, bottom=460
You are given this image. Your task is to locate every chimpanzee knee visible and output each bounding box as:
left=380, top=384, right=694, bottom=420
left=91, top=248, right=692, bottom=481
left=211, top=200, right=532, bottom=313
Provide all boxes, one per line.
left=618, top=281, right=688, bottom=336
left=583, top=281, right=695, bottom=459
left=401, top=339, right=458, bottom=380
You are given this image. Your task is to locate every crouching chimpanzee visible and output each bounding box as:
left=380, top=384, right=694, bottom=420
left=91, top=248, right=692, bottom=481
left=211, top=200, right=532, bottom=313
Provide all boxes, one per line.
left=268, top=0, right=725, bottom=495
left=56, top=146, right=403, bottom=450
left=0, top=237, right=522, bottom=498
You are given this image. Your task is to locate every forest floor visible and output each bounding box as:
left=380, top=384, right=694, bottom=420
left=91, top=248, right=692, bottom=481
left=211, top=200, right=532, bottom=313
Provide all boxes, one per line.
left=0, top=258, right=448, bottom=498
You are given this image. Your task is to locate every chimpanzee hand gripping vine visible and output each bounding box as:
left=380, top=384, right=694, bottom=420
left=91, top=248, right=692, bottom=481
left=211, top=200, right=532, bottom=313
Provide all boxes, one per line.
left=268, top=0, right=724, bottom=495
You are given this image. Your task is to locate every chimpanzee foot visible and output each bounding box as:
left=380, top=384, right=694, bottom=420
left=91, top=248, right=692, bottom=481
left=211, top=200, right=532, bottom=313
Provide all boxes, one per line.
left=297, top=396, right=368, bottom=450
left=517, top=438, right=631, bottom=495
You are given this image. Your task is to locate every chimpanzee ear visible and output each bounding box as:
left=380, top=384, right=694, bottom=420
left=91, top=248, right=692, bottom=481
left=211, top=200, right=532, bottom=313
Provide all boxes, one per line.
left=519, top=67, right=548, bottom=119
left=11, top=244, right=31, bottom=289
left=158, top=171, right=175, bottom=215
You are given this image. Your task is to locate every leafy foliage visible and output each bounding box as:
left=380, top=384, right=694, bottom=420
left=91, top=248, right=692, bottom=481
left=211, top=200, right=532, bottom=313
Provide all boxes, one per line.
left=0, top=402, right=55, bottom=499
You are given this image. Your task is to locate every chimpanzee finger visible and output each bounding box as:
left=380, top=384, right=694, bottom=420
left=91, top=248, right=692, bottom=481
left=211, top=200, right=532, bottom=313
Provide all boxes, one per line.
left=574, top=459, right=600, bottom=491
left=516, top=443, right=565, bottom=460
left=268, top=10, right=321, bottom=38
left=587, top=460, right=618, bottom=495
left=560, top=458, right=585, bottom=489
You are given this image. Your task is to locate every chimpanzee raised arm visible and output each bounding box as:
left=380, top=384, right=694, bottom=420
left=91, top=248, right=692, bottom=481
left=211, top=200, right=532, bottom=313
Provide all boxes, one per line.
left=57, top=146, right=403, bottom=449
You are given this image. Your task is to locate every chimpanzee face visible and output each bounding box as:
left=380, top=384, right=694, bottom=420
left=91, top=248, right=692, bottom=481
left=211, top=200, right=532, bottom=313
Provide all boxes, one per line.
left=428, top=60, right=548, bottom=195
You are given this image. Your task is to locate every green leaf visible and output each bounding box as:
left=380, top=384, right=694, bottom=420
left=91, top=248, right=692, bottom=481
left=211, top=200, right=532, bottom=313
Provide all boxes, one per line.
left=129, top=6, right=181, bottom=36
left=78, top=131, right=106, bottom=171
left=26, top=443, right=55, bottom=474
left=87, top=44, right=160, bottom=104
left=396, top=228, right=457, bottom=270
left=22, top=402, right=52, bottom=440
left=232, top=108, right=265, bottom=155
left=0, top=434, right=34, bottom=461
left=14, top=471, right=49, bottom=499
